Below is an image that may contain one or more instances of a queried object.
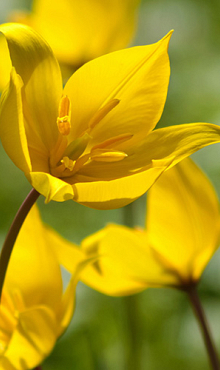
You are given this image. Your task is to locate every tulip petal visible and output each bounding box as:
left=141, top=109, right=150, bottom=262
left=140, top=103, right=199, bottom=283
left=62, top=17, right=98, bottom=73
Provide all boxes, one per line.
left=46, top=231, right=99, bottom=335
left=0, top=34, right=12, bottom=91
left=72, top=166, right=167, bottom=209
left=6, top=205, right=63, bottom=309
left=29, top=172, right=74, bottom=202
left=0, top=23, right=63, bottom=150
left=133, top=122, right=220, bottom=169
left=57, top=257, right=94, bottom=336
left=45, top=227, right=84, bottom=272
left=1, top=306, right=56, bottom=370
left=0, top=68, right=31, bottom=173
left=147, top=158, right=220, bottom=282
left=24, top=0, right=140, bottom=66
left=80, top=228, right=148, bottom=296
left=64, top=32, right=171, bottom=143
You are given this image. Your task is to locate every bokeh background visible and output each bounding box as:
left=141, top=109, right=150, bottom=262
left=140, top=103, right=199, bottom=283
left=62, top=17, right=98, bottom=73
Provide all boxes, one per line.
left=1, top=0, right=220, bottom=369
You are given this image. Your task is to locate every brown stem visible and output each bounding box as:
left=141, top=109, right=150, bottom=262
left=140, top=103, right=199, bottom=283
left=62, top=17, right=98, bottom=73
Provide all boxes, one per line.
left=185, top=285, right=219, bottom=370
left=0, top=188, right=40, bottom=300
left=33, top=367, right=43, bottom=370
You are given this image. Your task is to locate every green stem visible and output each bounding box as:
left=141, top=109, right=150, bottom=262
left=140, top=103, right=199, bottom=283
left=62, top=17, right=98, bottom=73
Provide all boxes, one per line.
left=186, top=285, right=219, bottom=370
left=123, top=294, right=141, bottom=370
left=123, top=201, right=141, bottom=370
left=0, top=188, right=40, bottom=300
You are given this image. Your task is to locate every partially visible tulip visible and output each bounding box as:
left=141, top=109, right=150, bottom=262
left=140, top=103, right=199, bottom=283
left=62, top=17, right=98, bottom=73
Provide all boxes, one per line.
left=53, top=158, right=220, bottom=295
left=0, top=205, right=85, bottom=370
left=10, top=0, right=141, bottom=69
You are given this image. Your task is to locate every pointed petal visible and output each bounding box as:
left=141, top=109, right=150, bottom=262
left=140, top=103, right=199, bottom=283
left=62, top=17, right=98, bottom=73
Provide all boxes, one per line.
left=64, top=32, right=171, bottom=143
left=136, top=122, right=220, bottom=170
left=43, top=228, right=101, bottom=334
left=0, top=68, right=31, bottom=173
left=29, top=172, right=74, bottom=202
left=44, top=224, right=84, bottom=272
left=72, top=166, right=167, bottom=209
left=0, top=23, right=63, bottom=150
left=83, top=122, right=220, bottom=180
left=64, top=122, right=220, bottom=182
left=57, top=258, right=94, bottom=337
left=45, top=229, right=99, bottom=336
left=2, top=306, right=57, bottom=370
left=80, top=225, right=175, bottom=295
left=147, top=158, right=220, bottom=283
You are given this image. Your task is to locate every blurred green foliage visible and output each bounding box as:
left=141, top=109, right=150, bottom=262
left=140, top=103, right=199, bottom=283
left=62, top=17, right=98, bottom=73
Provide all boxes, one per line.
left=1, top=0, right=220, bottom=369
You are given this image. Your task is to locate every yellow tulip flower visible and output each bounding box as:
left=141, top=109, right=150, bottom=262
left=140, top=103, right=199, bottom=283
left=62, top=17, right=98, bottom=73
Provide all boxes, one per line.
left=1, top=23, right=220, bottom=209
left=55, top=158, right=220, bottom=295
left=0, top=204, right=85, bottom=370
left=10, top=0, right=141, bottom=69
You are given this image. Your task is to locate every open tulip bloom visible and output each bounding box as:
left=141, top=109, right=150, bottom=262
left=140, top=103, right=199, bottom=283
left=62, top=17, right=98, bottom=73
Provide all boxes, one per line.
left=1, top=23, right=220, bottom=209
left=0, top=204, right=88, bottom=370
left=53, top=158, right=220, bottom=368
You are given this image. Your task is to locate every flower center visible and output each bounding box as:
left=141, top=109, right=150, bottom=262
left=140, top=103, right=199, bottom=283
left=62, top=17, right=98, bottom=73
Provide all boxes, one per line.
left=50, top=96, right=130, bottom=179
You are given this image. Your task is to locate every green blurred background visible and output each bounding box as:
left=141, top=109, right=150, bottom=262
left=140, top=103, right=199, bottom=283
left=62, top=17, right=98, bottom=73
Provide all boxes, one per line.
left=1, top=0, right=220, bottom=369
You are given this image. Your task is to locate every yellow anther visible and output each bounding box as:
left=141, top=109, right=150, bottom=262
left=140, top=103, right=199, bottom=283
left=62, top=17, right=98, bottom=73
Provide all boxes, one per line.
left=59, top=95, right=70, bottom=117
left=88, top=99, right=120, bottom=130
left=57, top=96, right=71, bottom=136
left=91, top=149, right=127, bottom=162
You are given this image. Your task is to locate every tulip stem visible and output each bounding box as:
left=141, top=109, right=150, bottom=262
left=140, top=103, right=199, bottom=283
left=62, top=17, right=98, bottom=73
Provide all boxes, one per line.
left=123, top=201, right=142, bottom=370
left=0, top=188, right=40, bottom=300
left=185, top=285, right=219, bottom=370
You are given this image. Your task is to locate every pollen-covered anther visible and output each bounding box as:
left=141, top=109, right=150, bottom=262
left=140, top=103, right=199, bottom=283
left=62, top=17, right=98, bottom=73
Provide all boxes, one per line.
left=57, top=95, right=71, bottom=136
left=57, top=116, right=71, bottom=136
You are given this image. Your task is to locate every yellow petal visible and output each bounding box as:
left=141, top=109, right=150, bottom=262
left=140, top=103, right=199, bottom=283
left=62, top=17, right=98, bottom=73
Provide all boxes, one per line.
left=57, top=257, right=94, bottom=336
left=147, top=158, right=220, bottom=283
left=83, top=121, right=220, bottom=181
left=81, top=225, right=179, bottom=295
left=43, top=223, right=85, bottom=274
left=72, top=166, right=167, bottom=209
left=64, top=31, right=171, bottom=143
left=80, top=227, right=148, bottom=296
left=29, top=172, right=74, bottom=202
left=0, top=34, right=12, bottom=91
left=0, top=68, right=31, bottom=174
left=5, top=205, right=63, bottom=310
left=61, top=122, right=220, bottom=183
left=44, top=227, right=99, bottom=335
left=1, top=306, right=57, bottom=370
left=16, top=0, right=140, bottom=66
left=136, top=122, right=220, bottom=170
left=0, top=23, right=63, bottom=150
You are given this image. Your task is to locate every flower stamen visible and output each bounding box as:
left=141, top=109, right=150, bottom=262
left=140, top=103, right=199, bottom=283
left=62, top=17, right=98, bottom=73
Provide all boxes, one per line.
left=88, top=99, right=120, bottom=130
left=90, top=149, right=127, bottom=162
left=57, top=96, right=71, bottom=136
